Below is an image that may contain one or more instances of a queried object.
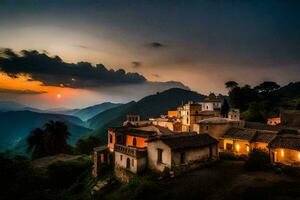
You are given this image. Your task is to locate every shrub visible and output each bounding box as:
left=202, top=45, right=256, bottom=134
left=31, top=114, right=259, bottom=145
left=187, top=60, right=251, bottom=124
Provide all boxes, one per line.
left=47, top=159, right=92, bottom=188
left=245, top=148, right=271, bottom=171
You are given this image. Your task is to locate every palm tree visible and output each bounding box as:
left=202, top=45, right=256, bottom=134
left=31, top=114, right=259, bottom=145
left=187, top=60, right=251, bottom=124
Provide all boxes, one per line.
left=26, top=128, right=47, bottom=159
left=44, top=120, right=70, bottom=155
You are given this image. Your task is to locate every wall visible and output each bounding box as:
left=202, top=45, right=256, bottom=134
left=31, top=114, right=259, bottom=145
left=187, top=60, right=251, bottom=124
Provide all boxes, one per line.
left=199, top=123, right=240, bottom=139
left=126, top=135, right=148, bottom=148
left=107, top=130, right=116, bottom=152
left=172, top=145, right=218, bottom=166
left=271, top=148, right=300, bottom=165
left=223, top=139, right=250, bottom=155
left=147, top=140, right=172, bottom=172
left=251, top=142, right=269, bottom=151
left=115, top=151, right=138, bottom=173
left=168, top=111, right=178, bottom=118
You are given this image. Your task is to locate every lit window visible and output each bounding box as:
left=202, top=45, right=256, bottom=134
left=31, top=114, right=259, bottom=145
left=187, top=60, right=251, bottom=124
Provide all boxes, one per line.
left=281, top=149, right=284, bottom=157
left=246, top=144, right=249, bottom=152
left=298, top=152, right=300, bottom=160
left=236, top=144, right=240, bottom=152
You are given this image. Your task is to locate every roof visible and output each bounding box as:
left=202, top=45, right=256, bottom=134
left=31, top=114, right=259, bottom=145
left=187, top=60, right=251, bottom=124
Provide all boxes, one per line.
left=109, top=126, right=157, bottom=137
left=269, top=134, right=300, bottom=151
left=134, top=125, right=174, bottom=135
left=93, top=146, right=108, bottom=152
left=251, top=131, right=277, bottom=143
left=222, top=128, right=256, bottom=141
left=148, top=133, right=218, bottom=151
left=203, top=97, right=222, bottom=103
left=197, top=117, right=239, bottom=124
left=244, top=121, right=284, bottom=131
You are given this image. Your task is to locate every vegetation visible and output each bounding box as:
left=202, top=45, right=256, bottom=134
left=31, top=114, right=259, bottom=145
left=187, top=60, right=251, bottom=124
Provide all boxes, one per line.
left=221, top=99, right=230, bottom=117
left=225, top=81, right=300, bottom=122
left=0, top=152, right=92, bottom=200
left=27, top=121, right=71, bottom=159
left=245, top=148, right=271, bottom=171
left=75, top=135, right=101, bottom=155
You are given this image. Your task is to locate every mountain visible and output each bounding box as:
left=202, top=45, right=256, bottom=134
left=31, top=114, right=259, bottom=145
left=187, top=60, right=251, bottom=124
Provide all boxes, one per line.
left=73, top=102, right=122, bottom=121
left=87, top=88, right=205, bottom=141
left=0, top=101, right=29, bottom=112
left=0, top=110, right=92, bottom=152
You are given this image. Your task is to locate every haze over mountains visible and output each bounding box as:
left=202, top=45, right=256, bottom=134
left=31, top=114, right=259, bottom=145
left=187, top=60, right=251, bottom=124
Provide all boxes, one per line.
left=1, top=82, right=299, bottom=154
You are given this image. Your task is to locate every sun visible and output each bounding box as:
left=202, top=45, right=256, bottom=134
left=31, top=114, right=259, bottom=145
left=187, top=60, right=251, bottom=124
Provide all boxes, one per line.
left=57, top=94, right=62, bottom=98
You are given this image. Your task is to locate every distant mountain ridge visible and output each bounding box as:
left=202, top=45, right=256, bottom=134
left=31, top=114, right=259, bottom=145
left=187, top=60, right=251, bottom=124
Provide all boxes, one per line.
left=73, top=102, right=122, bottom=121
left=87, top=88, right=206, bottom=141
left=0, top=110, right=91, bottom=152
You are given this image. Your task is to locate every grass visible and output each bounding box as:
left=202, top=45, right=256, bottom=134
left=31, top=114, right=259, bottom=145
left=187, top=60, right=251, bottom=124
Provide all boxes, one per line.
left=93, top=160, right=300, bottom=200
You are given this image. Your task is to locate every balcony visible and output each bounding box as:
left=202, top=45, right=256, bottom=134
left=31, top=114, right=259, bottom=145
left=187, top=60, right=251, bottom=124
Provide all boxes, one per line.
left=114, top=144, right=147, bottom=158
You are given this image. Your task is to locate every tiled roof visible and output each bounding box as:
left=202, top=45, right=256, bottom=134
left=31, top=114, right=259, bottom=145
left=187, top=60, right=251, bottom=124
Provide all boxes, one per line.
left=222, top=128, right=256, bottom=141
left=269, top=135, right=300, bottom=151
left=244, top=121, right=284, bottom=131
left=197, top=117, right=239, bottom=124
left=148, top=133, right=218, bottom=151
left=251, top=131, right=277, bottom=143
left=109, top=126, right=157, bottom=137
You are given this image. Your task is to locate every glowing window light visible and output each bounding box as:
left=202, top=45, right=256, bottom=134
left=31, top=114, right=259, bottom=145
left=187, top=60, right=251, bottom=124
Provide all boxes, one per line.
left=298, top=152, right=300, bottom=160
left=236, top=144, right=240, bottom=152
left=246, top=145, right=249, bottom=152
left=281, top=149, right=284, bottom=157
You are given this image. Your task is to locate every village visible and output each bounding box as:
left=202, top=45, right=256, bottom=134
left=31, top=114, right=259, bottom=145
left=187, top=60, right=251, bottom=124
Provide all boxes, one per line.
left=92, top=94, right=300, bottom=182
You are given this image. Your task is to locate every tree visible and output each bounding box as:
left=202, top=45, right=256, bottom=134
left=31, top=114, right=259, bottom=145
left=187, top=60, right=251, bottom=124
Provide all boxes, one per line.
left=245, top=148, right=270, bottom=171
left=225, top=81, right=238, bottom=90
left=45, top=121, right=70, bottom=155
left=254, top=81, right=280, bottom=93
left=296, top=101, right=300, bottom=110
left=241, top=102, right=265, bottom=123
left=26, top=128, right=47, bottom=159
left=75, top=135, right=101, bottom=155
left=221, top=99, right=230, bottom=117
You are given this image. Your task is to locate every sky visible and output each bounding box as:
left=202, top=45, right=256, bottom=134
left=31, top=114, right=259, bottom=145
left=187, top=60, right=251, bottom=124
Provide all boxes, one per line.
left=0, top=0, right=299, bottom=109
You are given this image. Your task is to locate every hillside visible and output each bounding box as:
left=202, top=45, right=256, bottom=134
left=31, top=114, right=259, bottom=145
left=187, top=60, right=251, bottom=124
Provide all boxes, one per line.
left=87, top=88, right=205, bottom=141
left=73, top=102, right=122, bottom=121
left=0, top=110, right=91, bottom=152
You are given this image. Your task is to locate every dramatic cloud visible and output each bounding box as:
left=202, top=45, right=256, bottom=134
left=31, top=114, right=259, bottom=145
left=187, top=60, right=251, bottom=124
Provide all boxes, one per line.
left=0, top=88, right=46, bottom=95
left=0, top=49, right=146, bottom=88
left=147, top=42, right=165, bottom=48
left=131, top=61, right=142, bottom=68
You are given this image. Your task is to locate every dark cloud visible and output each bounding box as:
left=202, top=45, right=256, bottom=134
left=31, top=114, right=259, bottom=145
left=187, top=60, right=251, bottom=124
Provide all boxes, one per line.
left=131, top=61, right=142, bottom=68
left=152, top=74, right=160, bottom=78
left=0, top=48, right=146, bottom=88
left=148, top=42, right=165, bottom=48
left=0, top=88, right=46, bottom=95
left=74, top=44, right=89, bottom=49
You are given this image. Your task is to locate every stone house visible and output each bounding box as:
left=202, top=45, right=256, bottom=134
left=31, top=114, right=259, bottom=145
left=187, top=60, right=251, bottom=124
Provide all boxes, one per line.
left=194, top=117, right=242, bottom=139
left=147, top=133, right=219, bottom=173
left=92, top=146, right=110, bottom=177
left=221, top=128, right=255, bottom=155
left=269, top=129, right=300, bottom=165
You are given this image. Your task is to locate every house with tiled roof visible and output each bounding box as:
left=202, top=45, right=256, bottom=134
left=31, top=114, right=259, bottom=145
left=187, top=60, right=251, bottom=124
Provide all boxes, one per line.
left=147, top=133, right=219, bottom=173
left=269, top=129, right=300, bottom=165
left=220, top=128, right=256, bottom=155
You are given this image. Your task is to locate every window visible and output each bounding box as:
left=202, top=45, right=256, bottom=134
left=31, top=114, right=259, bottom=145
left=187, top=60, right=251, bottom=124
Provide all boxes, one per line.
left=109, top=134, right=113, bottom=143
left=206, top=106, right=208, bottom=109
left=195, top=111, right=198, bottom=115
left=187, top=118, right=189, bottom=124
left=132, top=159, right=134, bottom=167
left=157, top=148, right=163, bottom=163
left=180, top=152, right=185, bottom=164
left=206, top=126, right=209, bottom=130
left=126, top=158, right=130, bottom=168
left=133, top=137, right=137, bottom=146
left=226, top=143, right=233, bottom=151
left=120, top=155, right=122, bottom=161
